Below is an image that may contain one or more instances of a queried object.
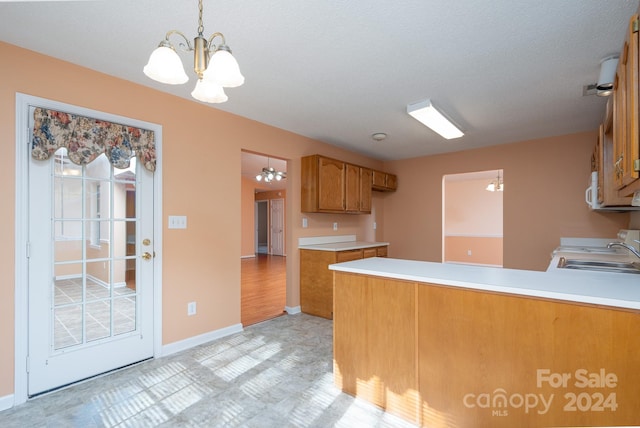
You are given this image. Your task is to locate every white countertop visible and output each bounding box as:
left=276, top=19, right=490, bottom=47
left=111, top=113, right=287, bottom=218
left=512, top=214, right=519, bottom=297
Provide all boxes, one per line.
left=299, top=241, right=389, bottom=251
left=298, top=234, right=389, bottom=251
left=329, top=257, right=640, bottom=310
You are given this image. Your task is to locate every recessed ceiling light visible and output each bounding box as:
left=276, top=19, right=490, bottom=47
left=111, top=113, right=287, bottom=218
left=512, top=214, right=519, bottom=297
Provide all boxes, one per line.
left=371, top=133, right=387, bottom=141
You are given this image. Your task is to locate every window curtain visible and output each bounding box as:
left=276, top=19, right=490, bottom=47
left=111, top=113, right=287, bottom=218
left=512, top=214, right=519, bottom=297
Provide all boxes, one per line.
left=31, top=107, right=156, bottom=172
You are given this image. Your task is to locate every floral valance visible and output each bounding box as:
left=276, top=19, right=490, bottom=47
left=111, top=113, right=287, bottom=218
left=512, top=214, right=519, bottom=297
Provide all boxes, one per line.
left=32, top=107, right=156, bottom=172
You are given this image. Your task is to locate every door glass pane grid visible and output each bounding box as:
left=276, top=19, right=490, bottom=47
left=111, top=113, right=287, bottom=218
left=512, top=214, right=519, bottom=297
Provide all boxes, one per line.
left=51, top=150, right=139, bottom=352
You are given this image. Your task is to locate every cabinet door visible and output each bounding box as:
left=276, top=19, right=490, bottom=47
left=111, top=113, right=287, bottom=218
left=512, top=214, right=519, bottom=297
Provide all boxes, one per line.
left=613, top=15, right=639, bottom=189
left=595, top=126, right=604, bottom=204
left=345, top=163, right=360, bottom=212
left=372, top=170, right=387, bottom=189
left=363, top=248, right=377, bottom=258
left=318, top=157, right=345, bottom=211
left=359, top=168, right=372, bottom=213
left=601, top=122, right=633, bottom=205
left=299, top=250, right=336, bottom=319
left=376, top=246, right=388, bottom=257
left=385, top=173, right=398, bottom=191
left=336, top=249, right=364, bottom=263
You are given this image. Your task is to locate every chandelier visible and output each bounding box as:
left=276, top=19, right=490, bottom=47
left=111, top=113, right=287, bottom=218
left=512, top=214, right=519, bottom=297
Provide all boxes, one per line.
left=486, top=171, right=504, bottom=192
left=256, top=159, right=286, bottom=183
left=143, top=0, right=244, bottom=103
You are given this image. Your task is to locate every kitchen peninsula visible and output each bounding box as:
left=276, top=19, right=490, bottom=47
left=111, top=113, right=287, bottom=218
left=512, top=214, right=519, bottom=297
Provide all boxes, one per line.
left=329, top=258, right=640, bottom=428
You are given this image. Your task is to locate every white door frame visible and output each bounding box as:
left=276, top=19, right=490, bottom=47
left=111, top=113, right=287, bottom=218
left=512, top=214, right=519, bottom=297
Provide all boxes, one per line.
left=13, top=93, right=163, bottom=405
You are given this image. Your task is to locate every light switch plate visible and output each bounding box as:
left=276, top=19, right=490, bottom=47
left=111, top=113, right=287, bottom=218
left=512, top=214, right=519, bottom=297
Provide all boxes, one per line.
left=169, top=215, right=187, bottom=229
left=187, top=301, right=196, bottom=316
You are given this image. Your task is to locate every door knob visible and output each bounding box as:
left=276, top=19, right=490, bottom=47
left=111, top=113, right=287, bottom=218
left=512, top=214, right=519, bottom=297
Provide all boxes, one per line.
left=142, top=252, right=152, bottom=261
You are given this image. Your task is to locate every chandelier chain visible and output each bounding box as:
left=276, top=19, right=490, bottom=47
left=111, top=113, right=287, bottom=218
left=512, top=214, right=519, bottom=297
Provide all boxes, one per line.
left=197, top=0, right=204, bottom=36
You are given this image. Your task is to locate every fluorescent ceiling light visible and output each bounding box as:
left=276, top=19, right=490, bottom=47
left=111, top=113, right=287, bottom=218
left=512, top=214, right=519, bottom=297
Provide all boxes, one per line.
left=407, top=99, right=464, bottom=139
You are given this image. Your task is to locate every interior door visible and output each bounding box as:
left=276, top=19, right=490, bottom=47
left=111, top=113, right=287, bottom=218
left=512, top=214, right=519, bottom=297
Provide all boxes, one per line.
left=27, top=144, right=154, bottom=395
left=270, top=198, right=285, bottom=256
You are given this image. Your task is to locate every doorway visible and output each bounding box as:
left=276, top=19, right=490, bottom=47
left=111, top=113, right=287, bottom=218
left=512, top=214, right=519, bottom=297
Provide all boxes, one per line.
left=241, top=151, right=287, bottom=326
left=15, top=95, right=163, bottom=402
left=442, top=170, right=504, bottom=267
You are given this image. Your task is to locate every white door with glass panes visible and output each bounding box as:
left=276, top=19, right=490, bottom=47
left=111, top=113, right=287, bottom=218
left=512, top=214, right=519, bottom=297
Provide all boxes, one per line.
left=28, top=120, right=155, bottom=395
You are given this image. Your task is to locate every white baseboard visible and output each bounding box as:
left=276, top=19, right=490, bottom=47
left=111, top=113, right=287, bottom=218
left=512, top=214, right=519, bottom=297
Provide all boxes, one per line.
left=160, top=323, right=243, bottom=357
left=285, top=306, right=301, bottom=315
left=240, top=255, right=256, bottom=259
left=0, top=394, right=14, bottom=412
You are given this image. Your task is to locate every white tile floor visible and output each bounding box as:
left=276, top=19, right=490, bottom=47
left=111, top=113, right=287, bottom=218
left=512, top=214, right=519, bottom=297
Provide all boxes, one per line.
left=0, top=314, right=418, bottom=427
left=54, top=278, right=136, bottom=349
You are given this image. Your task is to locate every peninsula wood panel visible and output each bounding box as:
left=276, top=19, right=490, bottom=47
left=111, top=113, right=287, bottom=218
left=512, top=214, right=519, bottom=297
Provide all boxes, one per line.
left=333, top=271, right=640, bottom=428
left=418, top=284, right=640, bottom=428
left=333, top=273, right=419, bottom=424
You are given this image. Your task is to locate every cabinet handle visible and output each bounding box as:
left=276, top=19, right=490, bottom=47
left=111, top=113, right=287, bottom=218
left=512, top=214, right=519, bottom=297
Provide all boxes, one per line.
left=615, top=155, right=624, bottom=179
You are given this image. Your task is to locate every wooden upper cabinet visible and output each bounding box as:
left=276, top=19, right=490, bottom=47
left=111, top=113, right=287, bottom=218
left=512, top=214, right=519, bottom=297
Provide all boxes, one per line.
left=613, top=15, right=640, bottom=193
left=598, top=122, right=633, bottom=206
left=372, top=170, right=398, bottom=192
left=302, top=155, right=394, bottom=213
left=345, top=163, right=360, bottom=212
left=359, top=168, right=372, bottom=213
left=302, top=155, right=374, bottom=213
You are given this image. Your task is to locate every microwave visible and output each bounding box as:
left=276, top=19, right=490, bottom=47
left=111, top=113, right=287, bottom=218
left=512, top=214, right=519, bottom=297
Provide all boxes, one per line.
left=585, top=171, right=640, bottom=211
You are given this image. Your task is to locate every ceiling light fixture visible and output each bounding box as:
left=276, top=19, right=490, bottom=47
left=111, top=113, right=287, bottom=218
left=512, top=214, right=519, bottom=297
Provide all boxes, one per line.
left=407, top=99, right=464, bottom=140
left=143, top=0, right=244, bottom=104
left=485, top=171, right=504, bottom=192
left=256, top=159, right=286, bottom=183
left=596, top=55, right=619, bottom=97
left=372, top=132, right=387, bottom=141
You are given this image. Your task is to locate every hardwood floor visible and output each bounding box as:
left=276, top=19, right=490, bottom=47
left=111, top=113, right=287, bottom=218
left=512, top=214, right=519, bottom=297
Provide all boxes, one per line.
left=241, top=254, right=287, bottom=326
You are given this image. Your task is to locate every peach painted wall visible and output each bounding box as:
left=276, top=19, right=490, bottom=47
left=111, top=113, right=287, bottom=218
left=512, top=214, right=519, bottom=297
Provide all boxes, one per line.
left=444, top=236, right=503, bottom=266
left=0, top=42, right=386, bottom=398
left=444, top=177, right=503, bottom=265
left=382, top=131, right=631, bottom=271
left=444, top=177, right=503, bottom=236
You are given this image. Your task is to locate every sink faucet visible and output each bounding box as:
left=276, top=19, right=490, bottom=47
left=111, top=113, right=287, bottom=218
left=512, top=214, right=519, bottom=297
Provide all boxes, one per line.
left=607, top=241, right=640, bottom=259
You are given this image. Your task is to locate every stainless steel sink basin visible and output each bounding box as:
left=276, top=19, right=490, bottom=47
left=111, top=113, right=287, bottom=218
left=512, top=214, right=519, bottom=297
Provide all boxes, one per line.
left=557, top=257, right=640, bottom=274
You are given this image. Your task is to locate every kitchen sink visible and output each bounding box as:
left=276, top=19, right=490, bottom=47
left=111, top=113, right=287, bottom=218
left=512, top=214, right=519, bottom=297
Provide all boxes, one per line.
left=557, top=257, right=640, bottom=274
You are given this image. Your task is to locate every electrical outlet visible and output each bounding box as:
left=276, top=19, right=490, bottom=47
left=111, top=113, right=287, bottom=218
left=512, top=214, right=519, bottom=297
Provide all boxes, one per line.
left=187, top=301, right=196, bottom=316
left=333, top=222, right=338, bottom=231
left=302, top=218, right=308, bottom=228
left=373, top=222, right=377, bottom=230
left=467, top=250, right=472, bottom=256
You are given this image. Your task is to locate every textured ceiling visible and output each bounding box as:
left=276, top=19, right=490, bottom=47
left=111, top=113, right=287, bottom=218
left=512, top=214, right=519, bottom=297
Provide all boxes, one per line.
left=1, top=0, right=638, bottom=164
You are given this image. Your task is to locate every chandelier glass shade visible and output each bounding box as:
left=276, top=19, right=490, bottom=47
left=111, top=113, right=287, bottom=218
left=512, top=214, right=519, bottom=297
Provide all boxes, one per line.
left=486, top=171, right=504, bottom=192
left=256, top=166, right=286, bottom=183
left=143, top=0, right=244, bottom=103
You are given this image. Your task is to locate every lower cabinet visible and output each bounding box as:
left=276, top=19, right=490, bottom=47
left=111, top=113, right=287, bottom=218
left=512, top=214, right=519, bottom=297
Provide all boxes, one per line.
left=299, top=246, right=387, bottom=319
